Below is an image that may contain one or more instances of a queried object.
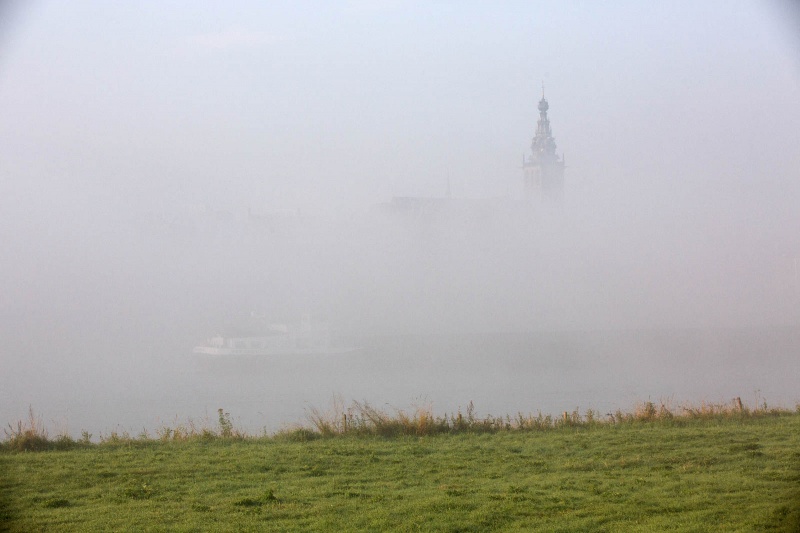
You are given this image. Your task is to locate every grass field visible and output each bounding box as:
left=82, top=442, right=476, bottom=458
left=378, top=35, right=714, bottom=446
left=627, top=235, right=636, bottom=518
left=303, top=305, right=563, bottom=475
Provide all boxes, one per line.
left=2, top=405, right=799, bottom=532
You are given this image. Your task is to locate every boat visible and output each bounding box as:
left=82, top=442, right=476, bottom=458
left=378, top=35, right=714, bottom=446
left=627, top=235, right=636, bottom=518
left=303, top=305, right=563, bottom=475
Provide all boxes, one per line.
left=193, top=314, right=357, bottom=357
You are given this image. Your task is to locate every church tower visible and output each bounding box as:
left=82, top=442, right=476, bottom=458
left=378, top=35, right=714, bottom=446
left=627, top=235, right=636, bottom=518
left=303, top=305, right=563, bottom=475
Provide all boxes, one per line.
left=523, top=87, right=565, bottom=201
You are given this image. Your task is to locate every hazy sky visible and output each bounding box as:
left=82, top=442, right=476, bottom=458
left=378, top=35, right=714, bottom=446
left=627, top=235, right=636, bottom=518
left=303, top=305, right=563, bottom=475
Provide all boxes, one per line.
left=0, top=1, right=799, bottom=334
left=1, top=1, right=798, bottom=216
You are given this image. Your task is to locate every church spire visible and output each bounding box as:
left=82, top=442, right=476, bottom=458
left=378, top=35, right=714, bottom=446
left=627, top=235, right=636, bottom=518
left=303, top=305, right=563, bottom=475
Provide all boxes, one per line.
left=531, top=90, right=556, bottom=159
left=522, top=86, right=564, bottom=201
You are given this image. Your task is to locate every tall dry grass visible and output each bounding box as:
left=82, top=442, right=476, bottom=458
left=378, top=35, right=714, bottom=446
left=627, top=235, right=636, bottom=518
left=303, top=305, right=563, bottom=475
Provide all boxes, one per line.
left=294, top=395, right=795, bottom=439
left=3, top=397, right=798, bottom=451
left=3, top=407, right=52, bottom=451
left=1, top=407, right=249, bottom=451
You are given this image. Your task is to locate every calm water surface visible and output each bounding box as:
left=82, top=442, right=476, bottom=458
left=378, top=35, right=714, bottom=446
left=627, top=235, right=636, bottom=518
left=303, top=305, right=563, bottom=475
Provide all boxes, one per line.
left=2, top=327, right=797, bottom=436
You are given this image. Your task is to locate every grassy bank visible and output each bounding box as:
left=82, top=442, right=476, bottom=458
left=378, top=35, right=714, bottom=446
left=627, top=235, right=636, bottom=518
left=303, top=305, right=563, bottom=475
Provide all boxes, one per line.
left=2, top=404, right=799, bottom=531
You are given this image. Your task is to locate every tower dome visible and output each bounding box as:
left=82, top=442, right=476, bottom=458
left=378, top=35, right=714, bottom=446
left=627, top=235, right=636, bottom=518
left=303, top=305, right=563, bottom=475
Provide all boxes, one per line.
left=538, top=98, right=549, bottom=113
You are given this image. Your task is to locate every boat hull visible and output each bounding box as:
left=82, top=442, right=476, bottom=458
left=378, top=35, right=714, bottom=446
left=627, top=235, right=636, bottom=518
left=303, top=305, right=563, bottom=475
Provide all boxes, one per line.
left=192, top=346, right=358, bottom=357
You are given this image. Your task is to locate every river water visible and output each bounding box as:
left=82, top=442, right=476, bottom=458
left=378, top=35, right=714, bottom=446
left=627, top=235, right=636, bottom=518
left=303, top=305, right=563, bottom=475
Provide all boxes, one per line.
left=2, top=326, right=797, bottom=437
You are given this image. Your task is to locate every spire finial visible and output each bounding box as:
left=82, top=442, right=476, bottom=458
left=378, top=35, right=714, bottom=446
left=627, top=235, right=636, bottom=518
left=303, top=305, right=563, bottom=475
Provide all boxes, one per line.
left=541, top=80, right=545, bottom=98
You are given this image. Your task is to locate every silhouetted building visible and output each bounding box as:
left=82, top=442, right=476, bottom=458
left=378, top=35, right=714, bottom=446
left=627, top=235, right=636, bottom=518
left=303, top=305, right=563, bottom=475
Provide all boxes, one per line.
left=523, top=89, right=565, bottom=201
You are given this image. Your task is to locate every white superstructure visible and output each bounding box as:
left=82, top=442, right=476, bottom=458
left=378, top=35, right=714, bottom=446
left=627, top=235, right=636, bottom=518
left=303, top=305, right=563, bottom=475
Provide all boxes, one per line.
left=193, top=315, right=355, bottom=357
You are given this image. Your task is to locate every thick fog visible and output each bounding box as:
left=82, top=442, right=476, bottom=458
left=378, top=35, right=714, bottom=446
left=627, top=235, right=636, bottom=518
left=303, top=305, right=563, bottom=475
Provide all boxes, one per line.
left=1, top=2, right=798, bottom=435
